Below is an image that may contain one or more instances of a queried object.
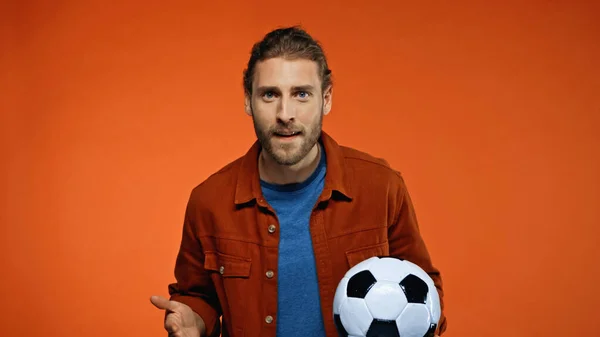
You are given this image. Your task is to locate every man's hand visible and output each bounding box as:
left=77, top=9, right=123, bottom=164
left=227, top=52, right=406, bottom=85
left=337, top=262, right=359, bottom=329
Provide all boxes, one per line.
left=150, top=295, right=206, bottom=337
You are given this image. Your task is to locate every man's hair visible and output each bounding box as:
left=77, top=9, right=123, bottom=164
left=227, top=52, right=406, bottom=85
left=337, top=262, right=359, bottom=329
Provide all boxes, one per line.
left=243, top=26, right=332, bottom=96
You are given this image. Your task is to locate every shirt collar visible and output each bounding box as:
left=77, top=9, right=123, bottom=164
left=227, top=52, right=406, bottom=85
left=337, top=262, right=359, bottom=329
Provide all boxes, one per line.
left=234, top=130, right=352, bottom=206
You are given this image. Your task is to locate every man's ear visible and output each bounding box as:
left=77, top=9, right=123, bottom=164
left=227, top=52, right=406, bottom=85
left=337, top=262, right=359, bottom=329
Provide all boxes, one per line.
left=244, top=94, right=252, bottom=116
left=322, top=85, right=333, bottom=115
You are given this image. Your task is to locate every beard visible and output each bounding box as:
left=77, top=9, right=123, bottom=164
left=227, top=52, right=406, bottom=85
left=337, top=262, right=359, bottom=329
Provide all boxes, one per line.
left=252, top=107, right=323, bottom=166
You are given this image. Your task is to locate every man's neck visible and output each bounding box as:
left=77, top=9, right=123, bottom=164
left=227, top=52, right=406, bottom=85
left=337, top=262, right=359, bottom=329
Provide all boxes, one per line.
left=259, top=143, right=321, bottom=185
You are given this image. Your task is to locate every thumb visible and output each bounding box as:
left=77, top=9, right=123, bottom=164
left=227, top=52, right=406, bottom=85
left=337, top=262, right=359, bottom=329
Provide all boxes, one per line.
left=150, top=295, right=176, bottom=312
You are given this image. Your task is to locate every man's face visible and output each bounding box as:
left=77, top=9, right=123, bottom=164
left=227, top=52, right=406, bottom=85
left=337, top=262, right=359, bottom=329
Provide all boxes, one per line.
left=245, top=57, right=332, bottom=166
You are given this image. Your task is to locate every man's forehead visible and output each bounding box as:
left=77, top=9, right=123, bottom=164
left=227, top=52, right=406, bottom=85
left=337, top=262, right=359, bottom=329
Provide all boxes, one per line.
left=253, top=57, right=321, bottom=88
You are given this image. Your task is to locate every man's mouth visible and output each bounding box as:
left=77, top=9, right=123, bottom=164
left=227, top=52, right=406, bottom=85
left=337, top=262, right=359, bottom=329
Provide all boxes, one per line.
left=273, top=131, right=301, bottom=138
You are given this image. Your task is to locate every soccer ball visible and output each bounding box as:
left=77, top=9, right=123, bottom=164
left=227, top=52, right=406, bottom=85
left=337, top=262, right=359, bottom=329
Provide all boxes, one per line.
left=333, top=256, right=441, bottom=337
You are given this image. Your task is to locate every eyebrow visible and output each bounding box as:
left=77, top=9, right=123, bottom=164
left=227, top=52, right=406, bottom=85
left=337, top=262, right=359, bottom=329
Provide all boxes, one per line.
left=256, top=85, right=317, bottom=93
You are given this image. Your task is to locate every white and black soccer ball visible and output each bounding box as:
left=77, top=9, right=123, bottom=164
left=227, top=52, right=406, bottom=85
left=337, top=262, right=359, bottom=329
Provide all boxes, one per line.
left=333, top=256, right=441, bottom=337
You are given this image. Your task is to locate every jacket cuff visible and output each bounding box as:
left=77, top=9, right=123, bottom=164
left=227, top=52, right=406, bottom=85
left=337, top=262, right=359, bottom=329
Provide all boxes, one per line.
left=436, top=314, right=447, bottom=335
left=169, top=294, right=220, bottom=337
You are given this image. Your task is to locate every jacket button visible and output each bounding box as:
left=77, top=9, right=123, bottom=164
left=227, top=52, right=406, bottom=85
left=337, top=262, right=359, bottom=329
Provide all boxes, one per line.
left=265, top=315, right=273, bottom=324
left=268, top=224, right=276, bottom=233
left=266, top=270, right=274, bottom=278
left=219, top=266, right=225, bottom=274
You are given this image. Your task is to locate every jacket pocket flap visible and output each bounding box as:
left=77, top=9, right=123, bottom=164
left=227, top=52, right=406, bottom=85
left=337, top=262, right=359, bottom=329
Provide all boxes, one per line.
left=345, top=242, right=389, bottom=268
left=205, top=251, right=251, bottom=278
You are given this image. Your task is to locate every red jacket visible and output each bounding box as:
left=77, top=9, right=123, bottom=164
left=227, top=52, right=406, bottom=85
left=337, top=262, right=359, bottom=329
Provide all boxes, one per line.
left=168, top=131, right=447, bottom=337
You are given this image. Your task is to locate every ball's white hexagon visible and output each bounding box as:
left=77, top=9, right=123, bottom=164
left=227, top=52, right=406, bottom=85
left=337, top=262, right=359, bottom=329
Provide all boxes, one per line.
left=333, top=277, right=349, bottom=315
left=364, top=280, right=407, bottom=320
left=344, top=256, right=379, bottom=279
left=396, top=303, right=432, bottom=337
left=368, top=257, right=412, bottom=283
left=426, top=285, right=441, bottom=323
left=339, top=297, right=373, bottom=336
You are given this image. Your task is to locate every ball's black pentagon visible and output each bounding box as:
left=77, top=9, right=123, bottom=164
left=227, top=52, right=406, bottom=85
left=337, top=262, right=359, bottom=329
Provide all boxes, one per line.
left=333, top=314, right=349, bottom=337
left=424, top=323, right=437, bottom=337
left=366, top=319, right=400, bottom=337
left=347, top=270, right=377, bottom=298
left=399, top=274, right=428, bottom=304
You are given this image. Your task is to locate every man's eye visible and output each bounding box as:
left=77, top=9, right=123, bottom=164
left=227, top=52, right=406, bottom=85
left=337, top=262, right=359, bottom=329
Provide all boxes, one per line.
left=263, top=92, right=276, bottom=99
left=297, top=91, right=309, bottom=99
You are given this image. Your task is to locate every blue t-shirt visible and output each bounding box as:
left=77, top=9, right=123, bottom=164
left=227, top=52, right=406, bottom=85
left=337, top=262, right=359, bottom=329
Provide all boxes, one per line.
left=260, top=148, right=327, bottom=337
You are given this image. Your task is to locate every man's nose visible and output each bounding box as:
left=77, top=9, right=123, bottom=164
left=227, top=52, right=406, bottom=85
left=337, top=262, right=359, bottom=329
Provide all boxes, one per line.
left=277, top=97, right=296, bottom=123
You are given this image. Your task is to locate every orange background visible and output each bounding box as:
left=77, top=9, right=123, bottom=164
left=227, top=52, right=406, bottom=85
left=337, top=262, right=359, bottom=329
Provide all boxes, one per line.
left=2, top=1, right=599, bottom=336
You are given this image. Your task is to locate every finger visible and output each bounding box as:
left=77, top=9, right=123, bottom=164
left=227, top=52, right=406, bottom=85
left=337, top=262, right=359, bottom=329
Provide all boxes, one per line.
left=150, top=295, right=176, bottom=312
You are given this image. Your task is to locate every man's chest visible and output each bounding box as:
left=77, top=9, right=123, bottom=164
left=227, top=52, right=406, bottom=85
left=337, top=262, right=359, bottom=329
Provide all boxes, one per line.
left=196, top=197, right=394, bottom=279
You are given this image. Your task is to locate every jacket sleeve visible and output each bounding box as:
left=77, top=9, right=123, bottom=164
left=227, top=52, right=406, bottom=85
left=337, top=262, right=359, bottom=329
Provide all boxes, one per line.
left=167, top=193, right=222, bottom=337
left=387, top=175, right=447, bottom=336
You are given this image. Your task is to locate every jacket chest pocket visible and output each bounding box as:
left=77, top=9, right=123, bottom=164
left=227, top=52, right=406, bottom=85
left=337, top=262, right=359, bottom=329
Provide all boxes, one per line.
left=205, top=251, right=252, bottom=278
left=345, top=241, right=390, bottom=268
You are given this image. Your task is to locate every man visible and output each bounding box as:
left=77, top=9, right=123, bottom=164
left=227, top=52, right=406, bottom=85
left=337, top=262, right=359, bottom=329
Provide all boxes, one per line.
left=151, top=26, right=446, bottom=337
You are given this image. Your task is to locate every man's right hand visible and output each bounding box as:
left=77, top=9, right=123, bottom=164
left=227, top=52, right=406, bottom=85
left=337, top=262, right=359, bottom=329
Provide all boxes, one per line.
left=150, top=295, right=206, bottom=337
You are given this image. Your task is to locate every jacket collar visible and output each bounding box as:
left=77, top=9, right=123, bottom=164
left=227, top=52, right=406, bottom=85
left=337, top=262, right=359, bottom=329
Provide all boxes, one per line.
left=234, top=130, right=352, bottom=206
